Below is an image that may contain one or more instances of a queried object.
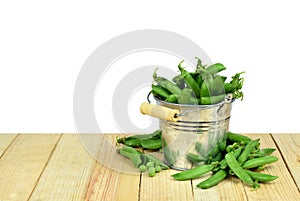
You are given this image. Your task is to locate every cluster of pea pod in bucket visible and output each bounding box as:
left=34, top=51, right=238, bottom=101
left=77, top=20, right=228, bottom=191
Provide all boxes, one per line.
left=140, top=94, right=234, bottom=170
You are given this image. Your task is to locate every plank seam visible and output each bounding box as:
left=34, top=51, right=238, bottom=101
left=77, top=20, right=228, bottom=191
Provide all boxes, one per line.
left=138, top=172, right=142, bottom=201
left=271, top=133, right=300, bottom=192
left=0, top=133, right=19, bottom=159
left=26, top=133, right=63, bottom=201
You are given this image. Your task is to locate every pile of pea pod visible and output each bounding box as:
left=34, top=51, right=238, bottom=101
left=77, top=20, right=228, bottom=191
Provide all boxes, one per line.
left=117, top=131, right=279, bottom=190
left=117, top=130, right=168, bottom=177
left=172, top=132, right=279, bottom=189
left=151, top=58, right=244, bottom=105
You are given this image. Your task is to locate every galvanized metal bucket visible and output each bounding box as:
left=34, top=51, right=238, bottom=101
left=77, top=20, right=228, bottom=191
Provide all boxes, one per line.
left=140, top=95, right=233, bottom=170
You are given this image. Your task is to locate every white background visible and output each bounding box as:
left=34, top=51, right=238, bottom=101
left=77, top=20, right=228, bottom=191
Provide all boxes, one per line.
left=1, top=0, right=299, bottom=133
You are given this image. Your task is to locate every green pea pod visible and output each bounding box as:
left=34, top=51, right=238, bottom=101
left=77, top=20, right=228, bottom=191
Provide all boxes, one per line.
left=226, top=132, right=251, bottom=144
left=163, top=139, right=177, bottom=166
left=172, top=74, right=185, bottom=89
left=119, top=146, right=142, bottom=168
left=210, top=152, right=223, bottom=163
left=200, top=81, right=210, bottom=97
left=124, top=139, right=141, bottom=147
left=237, top=139, right=260, bottom=165
left=206, top=63, right=226, bottom=74
left=171, top=164, right=214, bottom=181
left=224, top=83, right=234, bottom=93
left=118, top=130, right=161, bottom=143
left=197, top=169, right=228, bottom=189
left=245, top=170, right=279, bottom=182
left=211, top=75, right=225, bottom=96
left=155, top=77, right=182, bottom=96
left=219, top=146, right=243, bottom=169
left=195, top=142, right=203, bottom=153
left=242, top=156, right=278, bottom=169
left=152, top=84, right=170, bottom=99
left=258, top=148, right=276, bottom=156
left=225, top=152, right=255, bottom=187
left=186, top=153, right=206, bottom=164
left=141, top=139, right=162, bottom=150
left=143, top=154, right=169, bottom=170
left=165, top=94, right=178, bottom=103
left=178, top=88, right=198, bottom=105
left=178, top=61, right=201, bottom=98
left=196, top=74, right=203, bottom=88
left=201, top=94, right=225, bottom=105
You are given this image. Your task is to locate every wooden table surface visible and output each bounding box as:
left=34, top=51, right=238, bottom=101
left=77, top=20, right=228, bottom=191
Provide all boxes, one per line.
left=0, top=133, right=299, bottom=201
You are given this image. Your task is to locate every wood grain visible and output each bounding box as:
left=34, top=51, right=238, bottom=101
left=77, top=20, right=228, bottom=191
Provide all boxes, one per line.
left=272, top=134, right=300, bottom=190
left=0, top=134, right=61, bottom=201
left=140, top=169, right=194, bottom=201
left=29, top=134, right=96, bottom=201
left=0, top=134, right=17, bottom=157
left=85, top=134, right=140, bottom=201
left=0, top=134, right=299, bottom=201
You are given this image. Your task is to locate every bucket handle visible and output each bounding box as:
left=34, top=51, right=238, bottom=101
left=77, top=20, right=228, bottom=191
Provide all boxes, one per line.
left=140, top=102, right=180, bottom=122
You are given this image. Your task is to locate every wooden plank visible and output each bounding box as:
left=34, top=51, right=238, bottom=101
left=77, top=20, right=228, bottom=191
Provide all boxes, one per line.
left=0, top=134, right=17, bottom=157
left=0, top=134, right=61, bottom=201
left=272, top=134, right=300, bottom=190
left=85, top=134, right=140, bottom=201
left=140, top=169, right=194, bottom=201
left=29, top=134, right=96, bottom=201
left=244, top=134, right=300, bottom=201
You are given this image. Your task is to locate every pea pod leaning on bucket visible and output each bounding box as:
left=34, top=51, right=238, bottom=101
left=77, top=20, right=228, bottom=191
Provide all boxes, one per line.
left=150, top=57, right=245, bottom=105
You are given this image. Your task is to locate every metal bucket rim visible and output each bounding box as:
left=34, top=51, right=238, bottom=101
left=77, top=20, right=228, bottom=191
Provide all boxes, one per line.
left=152, top=95, right=235, bottom=109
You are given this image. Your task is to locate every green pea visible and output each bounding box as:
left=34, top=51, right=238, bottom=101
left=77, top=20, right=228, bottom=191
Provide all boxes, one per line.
left=245, top=170, right=278, bottom=182
left=242, top=156, right=278, bottom=169
left=148, top=166, right=156, bottom=177
left=225, top=152, right=254, bottom=186
left=143, top=154, right=169, bottom=170
left=139, top=165, right=147, bottom=172
left=146, top=161, right=154, bottom=168
left=155, top=165, right=162, bottom=173
left=197, top=169, right=228, bottom=189
left=171, top=164, right=214, bottom=181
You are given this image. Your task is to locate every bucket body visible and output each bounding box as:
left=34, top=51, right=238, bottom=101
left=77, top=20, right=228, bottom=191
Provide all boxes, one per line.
left=157, top=99, right=233, bottom=170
